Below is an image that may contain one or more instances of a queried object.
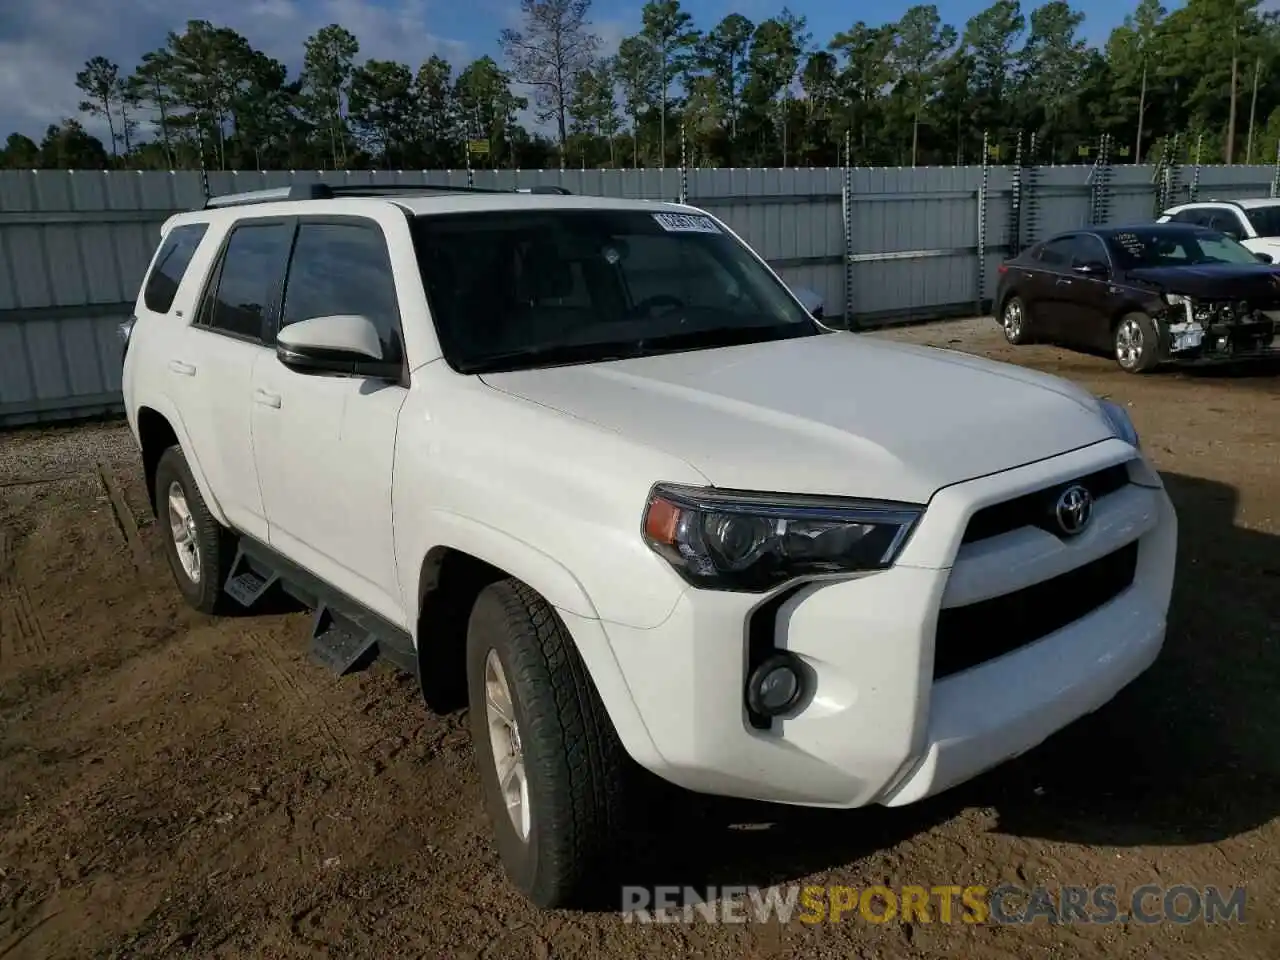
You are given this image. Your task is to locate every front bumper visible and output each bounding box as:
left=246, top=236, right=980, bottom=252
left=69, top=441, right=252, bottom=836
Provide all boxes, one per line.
left=593, top=439, right=1178, bottom=808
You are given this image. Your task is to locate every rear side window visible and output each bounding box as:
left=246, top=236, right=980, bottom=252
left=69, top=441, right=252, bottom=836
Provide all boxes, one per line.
left=199, top=221, right=294, bottom=341
left=280, top=220, right=403, bottom=360
left=143, top=223, right=208, bottom=314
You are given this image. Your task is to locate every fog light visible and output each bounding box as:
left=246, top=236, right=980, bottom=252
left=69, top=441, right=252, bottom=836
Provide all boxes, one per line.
left=746, top=653, right=805, bottom=718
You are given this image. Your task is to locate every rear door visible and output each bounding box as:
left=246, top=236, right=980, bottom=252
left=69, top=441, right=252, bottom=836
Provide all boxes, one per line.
left=1030, top=235, right=1080, bottom=338
left=177, top=217, right=295, bottom=542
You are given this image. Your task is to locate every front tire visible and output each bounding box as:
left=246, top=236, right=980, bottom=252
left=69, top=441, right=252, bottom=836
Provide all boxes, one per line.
left=154, top=445, right=233, bottom=614
left=466, top=578, right=629, bottom=908
left=1001, top=295, right=1033, bottom=345
left=1114, top=312, right=1160, bottom=373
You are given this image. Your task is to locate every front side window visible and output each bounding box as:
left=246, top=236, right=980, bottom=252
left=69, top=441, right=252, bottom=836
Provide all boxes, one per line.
left=144, top=223, right=209, bottom=314
left=281, top=220, right=403, bottom=361
left=1038, top=237, right=1076, bottom=266
left=1244, top=205, right=1280, bottom=238
left=410, top=209, right=818, bottom=373
left=1106, top=228, right=1261, bottom=268
left=202, top=221, right=294, bottom=341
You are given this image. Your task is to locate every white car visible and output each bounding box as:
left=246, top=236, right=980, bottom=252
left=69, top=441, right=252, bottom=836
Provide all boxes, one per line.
left=1158, top=197, right=1280, bottom=260
left=120, top=183, right=1178, bottom=908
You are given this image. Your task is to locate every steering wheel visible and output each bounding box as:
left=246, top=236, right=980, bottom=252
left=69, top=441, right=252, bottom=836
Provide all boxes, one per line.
left=629, top=294, right=685, bottom=317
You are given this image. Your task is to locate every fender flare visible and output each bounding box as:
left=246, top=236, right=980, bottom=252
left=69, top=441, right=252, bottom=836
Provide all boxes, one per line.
left=415, top=510, right=601, bottom=622
left=136, top=399, right=231, bottom=529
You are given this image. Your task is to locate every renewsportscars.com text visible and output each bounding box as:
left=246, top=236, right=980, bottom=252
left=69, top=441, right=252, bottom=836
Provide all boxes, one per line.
left=621, top=883, right=1247, bottom=926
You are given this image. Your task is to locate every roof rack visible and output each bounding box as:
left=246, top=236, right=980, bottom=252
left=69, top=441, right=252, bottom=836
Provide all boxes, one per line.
left=203, top=181, right=573, bottom=209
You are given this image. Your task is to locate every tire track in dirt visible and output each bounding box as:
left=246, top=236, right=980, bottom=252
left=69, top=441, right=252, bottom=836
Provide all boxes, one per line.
left=0, top=528, right=48, bottom=665
left=250, top=633, right=357, bottom=775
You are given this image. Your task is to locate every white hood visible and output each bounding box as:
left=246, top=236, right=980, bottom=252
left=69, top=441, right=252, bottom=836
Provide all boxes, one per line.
left=479, top=332, right=1114, bottom=503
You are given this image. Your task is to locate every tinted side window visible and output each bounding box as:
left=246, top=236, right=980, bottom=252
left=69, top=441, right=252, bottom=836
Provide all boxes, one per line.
left=143, top=223, right=209, bottom=313
left=281, top=221, right=403, bottom=360
left=1071, top=234, right=1109, bottom=265
left=1039, top=237, right=1076, bottom=266
left=204, top=222, right=294, bottom=341
left=1169, top=209, right=1201, bottom=224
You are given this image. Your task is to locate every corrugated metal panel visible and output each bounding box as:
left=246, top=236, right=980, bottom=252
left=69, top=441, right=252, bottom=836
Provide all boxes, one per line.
left=4, top=164, right=1279, bottom=426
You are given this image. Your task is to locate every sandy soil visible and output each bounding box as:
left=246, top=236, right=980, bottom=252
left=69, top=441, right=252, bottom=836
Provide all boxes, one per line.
left=1, top=318, right=1278, bottom=958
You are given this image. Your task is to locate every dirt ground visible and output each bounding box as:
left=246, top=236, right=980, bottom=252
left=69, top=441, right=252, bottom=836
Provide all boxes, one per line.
left=2, top=317, right=1278, bottom=959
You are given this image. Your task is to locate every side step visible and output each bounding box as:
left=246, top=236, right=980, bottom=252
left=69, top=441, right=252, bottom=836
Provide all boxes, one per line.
left=224, top=547, right=279, bottom=607
left=221, top=536, right=418, bottom=679
left=309, top=605, right=379, bottom=675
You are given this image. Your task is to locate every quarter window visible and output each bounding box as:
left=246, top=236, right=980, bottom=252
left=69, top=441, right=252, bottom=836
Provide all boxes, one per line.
left=280, top=221, right=403, bottom=361
left=143, top=223, right=209, bottom=314
left=202, top=221, right=294, bottom=341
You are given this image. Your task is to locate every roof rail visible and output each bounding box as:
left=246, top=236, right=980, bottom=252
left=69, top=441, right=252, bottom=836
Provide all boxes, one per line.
left=203, top=181, right=573, bottom=209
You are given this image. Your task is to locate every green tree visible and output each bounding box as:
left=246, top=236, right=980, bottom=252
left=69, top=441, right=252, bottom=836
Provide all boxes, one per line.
left=301, top=24, right=360, bottom=168
left=641, top=0, right=701, bottom=164
left=696, top=14, right=754, bottom=149
left=38, top=119, right=110, bottom=168
left=75, top=57, right=121, bottom=159
left=349, top=59, right=417, bottom=166
left=569, top=58, right=621, bottom=165
left=615, top=36, right=657, bottom=165
left=455, top=56, right=527, bottom=168
left=962, top=0, right=1027, bottom=141
left=416, top=55, right=457, bottom=165
left=500, top=0, right=601, bottom=163
left=1, top=133, right=40, bottom=168
left=829, top=23, right=896, bottom=161
left=1019, top=0, right=1089, bottom=159
left=892, top=6, right=958, bottom=165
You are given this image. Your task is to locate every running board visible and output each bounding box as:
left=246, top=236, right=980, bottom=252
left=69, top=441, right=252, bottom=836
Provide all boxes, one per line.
left=222, top=536, right=417, bottom=678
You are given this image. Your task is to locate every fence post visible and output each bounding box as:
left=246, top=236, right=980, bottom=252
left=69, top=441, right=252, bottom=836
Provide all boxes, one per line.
left=1025, top=132, right=1041, bottom=249
left=976, top=130, right=990, bottom=317
left=1190, top=132, right=1203, bottom=201
left=678, top=124, right=688, bottom=205
left=1008, top=130, right=1023, bottom=256
left=1271, top=138, right=1280, bottom=199
left=842, top=130, right=857, bottom=331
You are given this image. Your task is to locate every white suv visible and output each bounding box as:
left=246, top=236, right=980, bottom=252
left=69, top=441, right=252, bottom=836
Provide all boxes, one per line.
left=1158, top=198, right=1280, bottom=260
left=121, top=183, right=1178, bottom=908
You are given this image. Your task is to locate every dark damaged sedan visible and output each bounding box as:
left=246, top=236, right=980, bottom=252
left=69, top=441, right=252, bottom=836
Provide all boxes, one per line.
left=994, top=223, right=1280, bottom=373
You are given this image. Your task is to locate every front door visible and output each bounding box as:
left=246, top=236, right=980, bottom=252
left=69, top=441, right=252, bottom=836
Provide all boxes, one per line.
left=249, top=215, right=411, bottom=627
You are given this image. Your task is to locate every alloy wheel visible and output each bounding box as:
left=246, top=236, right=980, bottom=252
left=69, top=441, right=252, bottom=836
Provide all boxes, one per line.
left=1116, top=316, right=1143, bottom=369
left=167, top=481, right=201, bottom=583
left=484, top=648, right=531, bottom=842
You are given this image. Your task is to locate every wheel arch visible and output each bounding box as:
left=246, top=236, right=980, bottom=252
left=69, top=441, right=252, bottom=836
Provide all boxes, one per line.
left=412, top=519, right=603, bottom=713
left=135, top=403, right=230, bottom=527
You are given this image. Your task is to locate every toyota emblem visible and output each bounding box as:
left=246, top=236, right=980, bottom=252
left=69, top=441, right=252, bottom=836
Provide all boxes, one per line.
left=1055, top=484, right=1094, bottom=536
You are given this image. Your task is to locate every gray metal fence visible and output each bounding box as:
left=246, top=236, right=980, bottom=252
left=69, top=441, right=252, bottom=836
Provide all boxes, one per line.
left=2, top=162, right=1277, bottom=426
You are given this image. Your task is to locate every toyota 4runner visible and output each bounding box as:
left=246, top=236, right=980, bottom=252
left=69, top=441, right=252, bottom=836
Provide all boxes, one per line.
left=121, top=183, right=1178, bottom=908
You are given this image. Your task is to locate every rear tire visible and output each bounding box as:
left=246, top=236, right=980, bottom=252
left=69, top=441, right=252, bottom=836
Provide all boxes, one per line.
left=1001, top=295, right=1033, bottom=345
left=1114, top=312, right=1160, bottom=373
left=465, top=578, right=629, bottom=908
left=154, top=445, right=233, bottom=614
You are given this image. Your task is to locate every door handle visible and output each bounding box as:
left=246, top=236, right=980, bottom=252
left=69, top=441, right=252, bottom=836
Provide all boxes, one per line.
left=254, top=388, right=282, bottom=409
left=1056, top=278, right=1073, bottom=286
left=168, top=359, right=196, bottom=376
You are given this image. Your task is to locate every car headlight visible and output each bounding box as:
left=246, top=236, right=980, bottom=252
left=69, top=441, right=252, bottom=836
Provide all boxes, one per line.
left=1163, top=293, right=1190, bottom=306
left=1099, top=398, right=1140, bottom=448
left=641, top=483, right=923, bottom=591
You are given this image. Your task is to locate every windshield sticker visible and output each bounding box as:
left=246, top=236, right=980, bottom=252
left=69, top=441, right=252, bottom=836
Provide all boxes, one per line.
left=652, top=212, right=720, bottom=234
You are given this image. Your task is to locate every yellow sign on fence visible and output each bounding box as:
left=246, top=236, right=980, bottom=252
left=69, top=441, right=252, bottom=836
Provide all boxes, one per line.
left=468, top=139, right=490, bottom=156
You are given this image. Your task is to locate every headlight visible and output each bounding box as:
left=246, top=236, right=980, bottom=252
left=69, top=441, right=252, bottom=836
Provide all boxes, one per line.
left=1163, top=293, right=1190, bottom=306
left=1099, top=398, right=1140, bottom=448
left=641, top=483, right=923, bottom=591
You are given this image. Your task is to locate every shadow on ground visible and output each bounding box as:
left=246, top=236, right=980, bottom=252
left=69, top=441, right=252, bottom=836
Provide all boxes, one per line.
left=606, top=470, right=1280, bottom=905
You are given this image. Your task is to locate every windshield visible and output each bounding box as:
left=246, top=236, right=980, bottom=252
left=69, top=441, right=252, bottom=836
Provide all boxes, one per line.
left=1244, top=205, right=1280, bottom=238
left=410, top=209, right=819, bottom=373
left=1105, top=228, right=1261, bottom=268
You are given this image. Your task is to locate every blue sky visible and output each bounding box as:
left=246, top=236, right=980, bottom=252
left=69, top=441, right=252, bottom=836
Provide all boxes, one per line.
left=0, top=0, right=1162, bottom=144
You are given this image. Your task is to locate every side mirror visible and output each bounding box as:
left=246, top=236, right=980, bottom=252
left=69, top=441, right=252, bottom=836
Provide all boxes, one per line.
left=1255, top=251, right=1274, bottom=263
left=1073, top=260, right=1109, bottom=277
left=276, top=314, right=400, bottom=379
left=793, top=286, right=825, bottom=319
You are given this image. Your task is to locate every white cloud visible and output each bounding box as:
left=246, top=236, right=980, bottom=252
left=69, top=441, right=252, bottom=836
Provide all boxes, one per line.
left=0, top=0, right=471, bottom=142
